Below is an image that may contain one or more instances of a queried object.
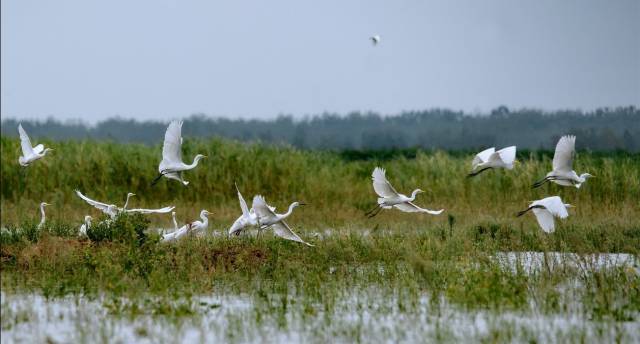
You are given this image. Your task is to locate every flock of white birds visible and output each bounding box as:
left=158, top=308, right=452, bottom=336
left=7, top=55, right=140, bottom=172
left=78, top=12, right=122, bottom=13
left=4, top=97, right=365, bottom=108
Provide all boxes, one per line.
left=16, top=120, right=593, bottom=245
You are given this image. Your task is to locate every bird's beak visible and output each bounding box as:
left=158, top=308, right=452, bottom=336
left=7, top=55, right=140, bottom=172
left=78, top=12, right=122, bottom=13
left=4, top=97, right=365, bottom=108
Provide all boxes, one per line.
left=203, top=155, right=208, bottom=158
left=299, top=203, right=307, bottom=206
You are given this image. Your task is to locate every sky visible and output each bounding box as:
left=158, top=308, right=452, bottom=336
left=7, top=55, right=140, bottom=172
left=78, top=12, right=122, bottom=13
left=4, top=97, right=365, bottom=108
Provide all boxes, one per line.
left=1, top=0, right=639, bottom=123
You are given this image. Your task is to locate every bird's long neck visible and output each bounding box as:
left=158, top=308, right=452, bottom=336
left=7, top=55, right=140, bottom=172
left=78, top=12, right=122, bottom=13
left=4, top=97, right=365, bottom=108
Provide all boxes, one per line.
left=410, top=189, right=421, bottom=201
left=187, top=156, right=202, bottom=169
left=172, top=214, right=178, bottom=230
left=200, top=212, right=209, bottom=226
left=123, top=194, right=133, bottom=209
left=39, top=205, right=46, bottom=227
left=280, top=203, right=297, bottom=219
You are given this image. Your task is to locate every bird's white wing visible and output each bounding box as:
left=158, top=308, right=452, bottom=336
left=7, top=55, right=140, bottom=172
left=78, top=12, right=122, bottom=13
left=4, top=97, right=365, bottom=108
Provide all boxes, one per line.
left=252, top=195, right=276, bottom=218
left=18, top=124, right=35, bottom=156
left=372, top=167, right=399, bottom=198
left=160, top=120, right=183, bottom=168
left=33, top=144, right=45, bottom=154
left=228, top=215, right=247, bottom=236
left=472, top=147, right=495, bottom=168
left=394, top=202, right=444, bottom=215
left=75, top=190, right=115, bottom=214
left=532, top=208, right=556, bottom=233
left=126, top=206, right=175, bottom=214
left=538, top=196, right=569, bottom=219
left=496, top=146, right=516, bottom=166
left=552, top=135, right=575, bottom=173
left=272, top=221, right=314, bottom=246
left=236, top=184, right=250, bottom=217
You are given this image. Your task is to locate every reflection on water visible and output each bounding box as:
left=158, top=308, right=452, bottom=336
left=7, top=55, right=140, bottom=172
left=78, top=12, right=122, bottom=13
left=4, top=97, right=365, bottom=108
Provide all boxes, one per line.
left=2, top=285, right=639, bottom=343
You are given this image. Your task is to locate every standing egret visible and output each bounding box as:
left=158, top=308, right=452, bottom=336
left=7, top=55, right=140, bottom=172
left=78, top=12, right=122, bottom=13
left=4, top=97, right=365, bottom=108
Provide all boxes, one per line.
left=152, top=120, right=207, bottom=186
left=188, top=210, right=212, bottom=235
left=252, top=195, right=313, bottom=246
left=366, top=167, right=443, bottom=218
left=75, top=190, right=174, bottom=219
left=468, top=146, right=517, bottom=177
left=36, top=202, right=51, bottom=229
left=370, top=35, right=380, bottom=45
left=79, top=215, right=92, bottom=237
left=228, top=184, right=258, bottom=237
left=533, top=135, right=593, bottom=188
left=18, top=124, right=53, bottom=166
left=517, top=196, right=572, bottom=233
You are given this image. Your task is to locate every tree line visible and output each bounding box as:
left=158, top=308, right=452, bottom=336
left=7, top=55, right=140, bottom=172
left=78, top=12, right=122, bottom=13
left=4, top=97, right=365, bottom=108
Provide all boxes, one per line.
left=1, top=106, right=638, bottom=151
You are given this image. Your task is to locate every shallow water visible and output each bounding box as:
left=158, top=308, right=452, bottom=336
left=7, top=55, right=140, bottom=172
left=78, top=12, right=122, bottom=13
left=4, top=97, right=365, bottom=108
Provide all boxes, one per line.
left=2, top=287, right=639, bottom=344
left=493, top=252, right=639, bottom=274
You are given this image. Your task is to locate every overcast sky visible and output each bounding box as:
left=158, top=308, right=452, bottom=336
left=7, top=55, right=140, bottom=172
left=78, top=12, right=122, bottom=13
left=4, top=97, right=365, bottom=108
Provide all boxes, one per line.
left=2, top=0, right=639, bottom=122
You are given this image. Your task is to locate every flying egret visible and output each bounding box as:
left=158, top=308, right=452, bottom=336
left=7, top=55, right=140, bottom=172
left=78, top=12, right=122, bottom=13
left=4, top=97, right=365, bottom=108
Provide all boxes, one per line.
left=75, top=190, right=174, bottom=219
left=18, top=124, right=53, bottom=166
left=468, top=146, right=517, bottom=177
left=228, top=184, right=258, bottom=237
left=517, top=196, right=572, bottom=233
left=533, top=135, right=593, bottom=188
left=36, top=202, right=51, bottom=229
left=152, top=120, right=207, bottom=186
left=252, top=195, right=313, bottom=246
left=370, top=35, right=380, bottom=45
left=79, top=215, right=92, bottom=237
left=366, top=167, right=443, bottom=218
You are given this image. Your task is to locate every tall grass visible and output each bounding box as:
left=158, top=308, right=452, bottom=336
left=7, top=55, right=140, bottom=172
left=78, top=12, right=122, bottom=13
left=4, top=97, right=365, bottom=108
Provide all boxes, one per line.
left=1, top=136, right=638, bottom=232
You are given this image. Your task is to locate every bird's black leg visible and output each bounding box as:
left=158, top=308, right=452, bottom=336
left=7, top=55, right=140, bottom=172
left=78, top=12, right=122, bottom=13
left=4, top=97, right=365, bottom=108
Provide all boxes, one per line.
left=364, top=204, right=380, bottom=216
left=532, top=176, right=553, bottom=188
left=367, top=206, right=383, bottom=218
left=467, top=167, right=493, bottom=178
left=150, top=171, right=167, bottom=186
left=516, top=207, right=533, bottom=217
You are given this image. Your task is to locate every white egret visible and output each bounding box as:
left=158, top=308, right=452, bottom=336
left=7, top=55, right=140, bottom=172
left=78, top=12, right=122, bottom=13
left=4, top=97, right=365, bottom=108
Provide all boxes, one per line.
left=161, top=223, right=193, bottom=243
left=366, top=167, right=443, bottom=218
left=79, top=215, right=92, bottom=237
left=370, top=35, right=380, bottom=45
left=517, top=196, right=572, bottom=233
left=228, top=184, right=258, bottom=237
left=252, top=195, right=313, bottom=246
left=189, top=209, right=212, bottom=235
left=18, top=124, right=53, bottom=166
left=152, top=120, right=207, bottom=186
left=36, top=202, right=51, bottom=229
left=533, top=135, right=593, bottom=188
left=468, top=146, right=517, bottom=177
left=75, top=190, right=174, bottom=219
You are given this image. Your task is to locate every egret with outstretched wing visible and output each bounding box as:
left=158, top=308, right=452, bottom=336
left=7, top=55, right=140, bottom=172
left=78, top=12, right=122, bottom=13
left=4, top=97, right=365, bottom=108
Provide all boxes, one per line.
left=533, top=135, right=593, bottom=188
left=252, top=195, right=313, bottom=246
left=517, top=196, right=572, bottom=233
left=152, top=120, right=206, bottom=186
left=366, top=167, right=443, bottom=218
left=75, top=190, right=174, bottom=219
left=229, top=184, right=258, bottom=236
left=468, top=146, right=517, bottom=177
left=18, top=124, right=53, bottom=166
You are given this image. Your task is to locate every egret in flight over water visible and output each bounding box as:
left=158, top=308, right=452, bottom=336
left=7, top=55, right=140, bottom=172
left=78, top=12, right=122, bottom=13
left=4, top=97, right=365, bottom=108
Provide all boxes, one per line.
left=36, top=202, right=51, bottom=229
left=533, top=135, right=593, bottom=188
left=152, top=120, right=207, bottom=186
left=366, top=167, right=443, bottom=218
left=18, top=124, right=53, bottom=166
left=252, top=195, right=313, bottom=246
left=517, top=196, right=572, bottom=233
left=228, top=184, right=258, bottom=237
left=468, top=146, right=517, bottom=177
left=75, top=190, right=174, bottom=219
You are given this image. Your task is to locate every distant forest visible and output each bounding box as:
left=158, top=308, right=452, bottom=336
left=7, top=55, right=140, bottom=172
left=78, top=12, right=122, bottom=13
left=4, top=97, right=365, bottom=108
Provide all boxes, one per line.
left=2, top=106, right=639, bottom=151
